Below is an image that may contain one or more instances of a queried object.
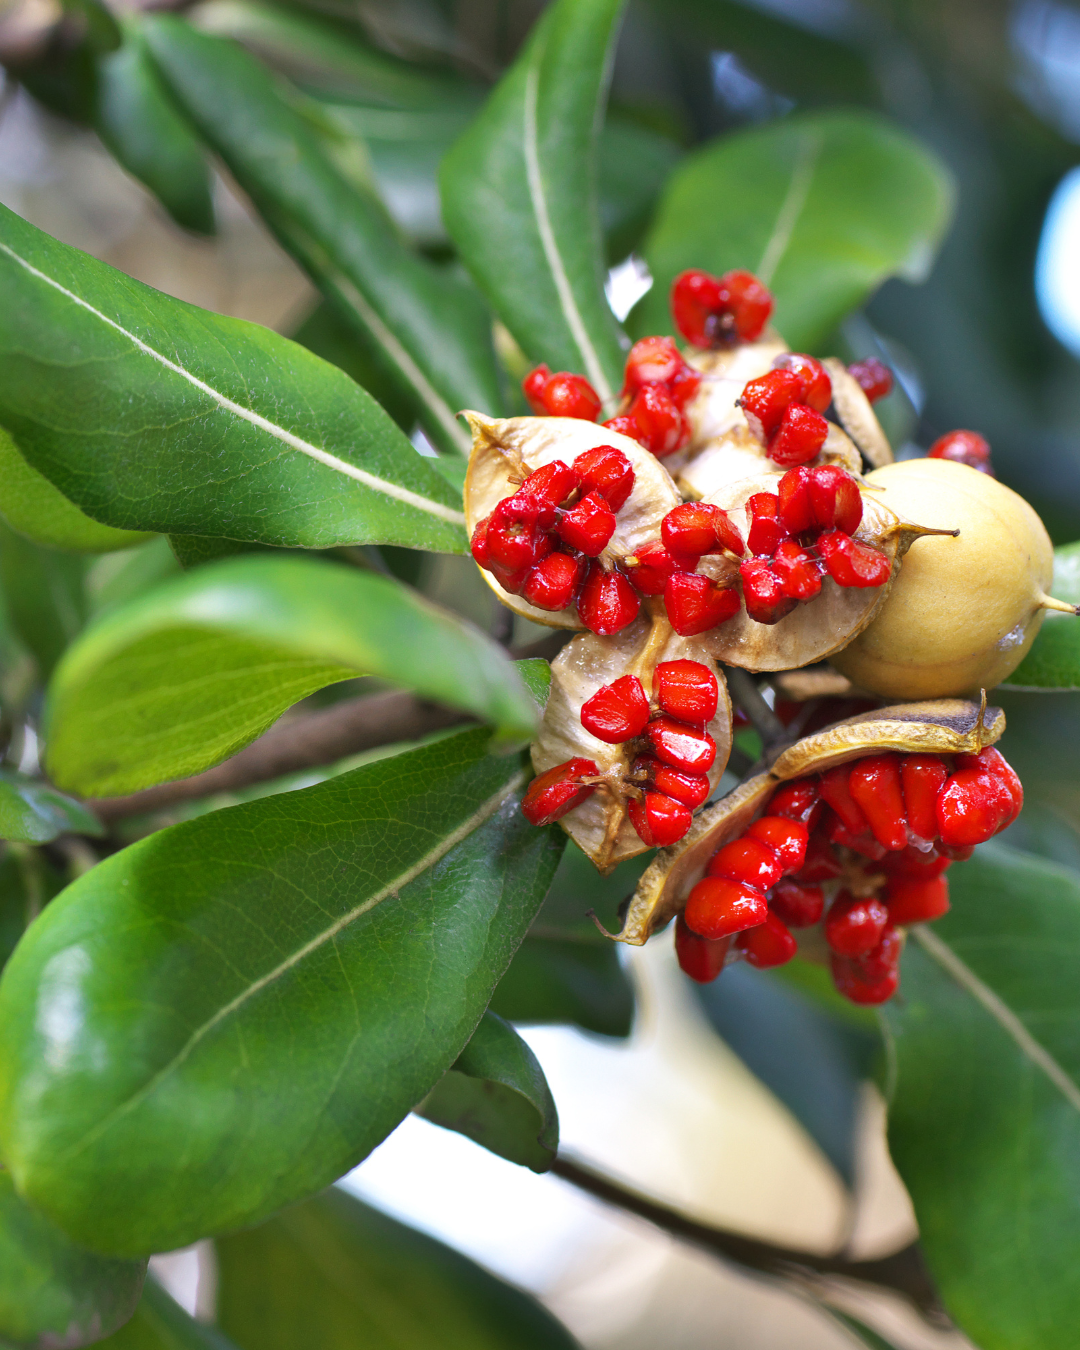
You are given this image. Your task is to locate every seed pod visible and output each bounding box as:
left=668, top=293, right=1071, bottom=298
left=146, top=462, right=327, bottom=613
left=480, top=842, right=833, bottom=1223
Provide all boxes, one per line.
left=821, top=358, right=894, bottom=469
left=531, top=608, right=733, bottom=873
left=616, top=697, right=1004, bottom=944
left=464, top=412, right=680, bottom=629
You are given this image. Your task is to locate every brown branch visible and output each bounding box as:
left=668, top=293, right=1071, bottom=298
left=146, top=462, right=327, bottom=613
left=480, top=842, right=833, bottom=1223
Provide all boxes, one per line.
left=550, top=1156, right=948, bottom=1325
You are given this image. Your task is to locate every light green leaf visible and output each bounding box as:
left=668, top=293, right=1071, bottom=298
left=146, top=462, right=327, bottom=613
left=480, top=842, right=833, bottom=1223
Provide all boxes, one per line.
left=634, top=110, right=954, bottom=352
left=94, top=1280, right=237, bottom=1350
left=0, top=1172, right=145, bottom=1350
left=0, top=728, right=565, bottom=1254
left=94, top=29, right=215, bottom=236
left=418, top=1011, right=558, bottom=1170
left=0, top=427, right=151, bottom=555
left=143, top=17, right=505, bottom=455
left=440, top=0, right=627, bottom=404
left=882, top=843, right=1080, bottom=1350
left=45, top=553, right=539, bottom=797
left=1002, top=542, right=1080, bottom=689
left=0, top=204, right=467, bottom=554
left=0, top=771, right=101, bottom=844
left=215, top=1187, right=580, bottom=1350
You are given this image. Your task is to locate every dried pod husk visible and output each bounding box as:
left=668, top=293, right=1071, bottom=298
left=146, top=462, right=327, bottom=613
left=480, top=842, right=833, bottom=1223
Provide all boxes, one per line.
left=696, top=473, right=924, bottom=672
left=617, top=697, right=1004, bottom=944
left=463, top=412, right=681, bottom=629
left=822, top=358, right=894, bottom=469
left=532, top=609, right=733, bottom=873
left=671, top=335, right=788, bottom=473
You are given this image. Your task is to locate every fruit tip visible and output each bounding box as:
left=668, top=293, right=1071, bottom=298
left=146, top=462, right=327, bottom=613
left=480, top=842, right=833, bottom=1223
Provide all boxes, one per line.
left=1038, top=593, right=1080, bottom=616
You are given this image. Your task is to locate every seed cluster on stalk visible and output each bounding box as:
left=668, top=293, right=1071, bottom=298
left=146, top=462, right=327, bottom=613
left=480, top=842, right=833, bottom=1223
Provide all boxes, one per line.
left=676, top=743, right=1023, bottom=1003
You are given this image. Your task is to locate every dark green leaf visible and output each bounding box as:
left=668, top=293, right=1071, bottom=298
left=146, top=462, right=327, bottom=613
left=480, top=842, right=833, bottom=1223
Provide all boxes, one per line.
left=440, top=0, right=627, bottom=405
left=215, top=1187, right=580, bottom=1350
left=0, top=204, right=467, bottom=554
left=166, top=537, right=267, bottom=570
left=821, top=1307, right=903, bottom=1350
left=597, top=117, right=681, bottom=263
left=0, top=521, right=88, bottom=680
left=143, top=17, right=505, bottom=454
left=45, top=554, right=538, bottom=796
left=418, top=1011, right=558, bottom=1170
left=0, top=1172, right=144, bottom=1350
left=0, top=847, right=65, bottom=971
left=0, top=771, right=101, bottom=844
left=94, top=30, right=215, bottom=236
left=95, top=1279, right=237, bottom=1350
left=634, top=110, right=954, bottom=352
left=0, top=729, right=564, bottom=1254
left=1003, top=542, right=1080, bottom=689
left=882, top=843, right=1080, bottom=1350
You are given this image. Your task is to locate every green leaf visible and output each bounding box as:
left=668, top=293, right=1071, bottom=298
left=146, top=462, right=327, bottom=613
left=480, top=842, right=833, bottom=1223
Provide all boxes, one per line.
left=418, top=1011, right=558, bottom=1171
left=440, top=0, right=627, bottom=404
left=0, top=427, right=153, bottom=555
left=0, top=205, right=467, bottom=554
left=0, top=728, right=564, bottom=1254
left=1003, top=542, right=1080, bottom=689
left=820, top=1307, right=903, bottom=1350
left=0, top=848, right=66, bottom=971
left=882, top=843, right=1080, bottom=1350
left=0, top=1172, right=145, bottom=1350
left=94, top=30, right=215, bottom=236
left=215, top=1187, right=580, bottom=1350
left=0, top=771, right=101, bottom=844
left=142, top=17, right=505, bottom=455
left=95, top=1279, right=237, bottom=1350
left=45, top=553, right=538, bottom=796
left=634, top=110, right=954, bottom=352
left=0, top=521, right=88, bottom=680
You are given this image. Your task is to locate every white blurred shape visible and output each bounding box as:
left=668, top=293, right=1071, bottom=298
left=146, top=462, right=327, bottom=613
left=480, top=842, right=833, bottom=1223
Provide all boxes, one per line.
left=1036, top=165, right=1080, bottom=356
left=606, top=255, right=653, bottom=322
left=710, top=52, right=794, bottom=123
left=149, top=1241, right=216, bottom=1320
left=1013, top=0, right=1080, bottom=141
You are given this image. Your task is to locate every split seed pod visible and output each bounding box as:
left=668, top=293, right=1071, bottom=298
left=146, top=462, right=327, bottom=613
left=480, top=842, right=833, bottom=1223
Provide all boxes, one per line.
left=821, top=358, right=894, bottom=470
left=617, top=697, right=1004, bottom=944
left=532, top=609, right=733, bottom=872
left=463, top=412, right=680, bottom=628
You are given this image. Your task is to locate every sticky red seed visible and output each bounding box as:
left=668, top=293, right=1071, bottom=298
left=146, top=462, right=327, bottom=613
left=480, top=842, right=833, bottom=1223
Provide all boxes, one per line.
left=825, top=891, right=889, bottom=957
left=645, top=716, right=717, bottom=775
left=577, top=563, right=640, bottom=635
left=936, top=770, right=1015, bottom=847
left=777, top=466, right=814, bottom=535
left=745, top=816, right=809, bottom=874
left=899, top=755, right=948, bottom=842
left=662, top=502, right=744, bottom=558
left=520, top=460, right=580, bottom=524
left=848, top=754, right=908, bottom=851
left=817, top=530, right=891, bottom=588
left=707, top=837, right=786, bottom=891
left=521, top=758, right=599, bottom=826
left=654, top=659, right=719, bottom=723
left=772, top=538, right=823, bottom=602
left=521, top=551, right=582, bottom=611
left=738, top=911, right=797, bottom=968
left=741, top=368, right=802, bottom=440
left=622, top=541, right=693, bottom=596
left=580, top=674, right=650, bottom=743
left=928, top=429, right=993, bottom=475
left=740, top=558, right=797, bottom=625
left=773, top=353, right=832, bottom=412
left=746, top=492, right=786, bottom=556
left=487, top=493, right=551, bottom=571
left=626, top=384, right=690, bottom=458
left=825, top=812, right=889, bottom=861
left=628, top=791, right=693, bottom=847
left=571, top=445, right=635, bottom=511
left=768, top=778, right=822, bottom=827
left=882, top=844, right=951, bottom=878
left=768, top=403, right=829, bottom=467
left=471, top=515, right=492, bottom=570
left=675, top=914, right=732, bottom=982
left=557, top=490, right=616, bottom=556
left=522, top=364, right=551, bottom=412
left=623, top=335, right=682, bottom=395
left=830, top=951, right=899, bottom=1005
left=807, top=465, right=862, bottom=535
left=663, top=573, right=741, bottom=636
left=886, top=874, right=950, bottom=925
left=684, top=875, right=769, bottom=939
left=652, top=765, right=711, bottom=808
left=820, top=765, right=870, bottom=834
left=794, top=832, right=843, bottom=882
left=524, top=369, right=602, bottom=421
left=770, top=880, right=825, bottom=928
left=671, top=268, right=772, bottom=348
left=847, top=357, right=893, bottom=403
left=955, top=747, right=1023, bottom=825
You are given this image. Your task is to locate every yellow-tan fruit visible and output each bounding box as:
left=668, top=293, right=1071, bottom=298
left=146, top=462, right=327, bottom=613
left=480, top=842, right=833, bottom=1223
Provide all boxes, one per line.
left=832, top=457, right=1069, bottom=699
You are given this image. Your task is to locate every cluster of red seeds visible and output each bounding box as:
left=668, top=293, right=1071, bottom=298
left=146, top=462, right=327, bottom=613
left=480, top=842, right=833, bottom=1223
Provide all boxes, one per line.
left=471, top=447, right=642, bottom=633
left=928, top=429, right=993, bottom=475
left=739, top=353, right=835, bottom=467
left=847, top=357, right=894, bottom=403
left=522, top=660, right=720, bottom=848
left=739, top=465, right=890, bottom=624
left=675, top=744, right=1022, bottom=1004
left=670, top=269, right=774, bottom=349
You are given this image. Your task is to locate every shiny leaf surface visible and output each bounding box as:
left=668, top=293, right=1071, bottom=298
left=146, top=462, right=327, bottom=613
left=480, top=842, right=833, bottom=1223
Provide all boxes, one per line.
left=0, top=771, right=101, bottom=844
left=94, top=1280, right=236, bottom=1350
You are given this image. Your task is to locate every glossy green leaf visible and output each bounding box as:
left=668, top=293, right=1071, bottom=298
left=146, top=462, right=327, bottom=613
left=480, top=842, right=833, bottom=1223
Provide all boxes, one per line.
left=215, top=1187, right=580, bottom=1350
left=143, top=17, right=504, bottom=454
left=634, top=110, right=954, bottom=352
left=95, top=1280, right=236, bottom=1350
left=418, top=1011, right=558, bottom=1170
left=0, top=522, right=88, bottom=680
left=0, top=728, right=564, bottom=1254
left=0, top=1172, right=144, bottom=1350
left=440, top=0, right=627, bottom=405
left=0, top=771, right=101, bottom=844
left=0, top=428, right=153, bottom=555
left=882, top=844, right=1080, bottom=1350
left=1003, top=542, right=1080, bottom=689
left=45, top=553, right=538, bottom=796
left=0, top=205, right=467, bottom=554
left=94, top=30, right=215, bottom=236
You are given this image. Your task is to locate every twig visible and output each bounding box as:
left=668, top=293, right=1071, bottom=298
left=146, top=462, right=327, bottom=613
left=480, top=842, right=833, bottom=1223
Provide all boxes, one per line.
left=723, top=666, right=786, bottom=745
left=550, top=1156, right=947, bottom=1324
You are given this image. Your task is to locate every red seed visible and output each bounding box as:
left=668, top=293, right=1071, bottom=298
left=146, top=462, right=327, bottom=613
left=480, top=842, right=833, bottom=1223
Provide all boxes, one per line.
left=936, top=770, right=1015, bottom=847
left=825, top=813, right=888, bottom=861
left=795, top=831, right=843, bottom=882
left=651, top=765, right=711, bottom=808
left=684, top=875, right=769, bottom=939
left=580, top=674, right=650, bottom=743
left=626, top=384, right=690, bottom=457
left=777, top=467, right=814, bottom=535
left=847, top=357, right=893, bottom=403
left=675, top=914, right=731, bottom=982
left=738, top=911, right=797, bottom=968
left=522, top=364, right=551, bottom=412
left=955, top=747, right=1023, bottom=825
left=488, top=558, right=532, bottom=594
left=521, top=758, right=598, bottom=826
left=745, top=816, right=809, bottom=874
left=768, top=403, right=829, bottom=467
left=628, top=791, right=693, bottom=847
left=708, top=836, right=786, bottom=891
left=768, top=778, right=822, bottom=827
left=817, top=530, right=891, bottom=588
left=825, top=891, right=889, bottom=957
left=533, top=370, right=602, bottom=421
left=746, top=492, right=786, bottom=556
left=521, top=551, right=582, bottom=611
left=663, top=573, right=741, bottom=636
left=572, top=445, right=635, bottom=510
left=928, top=429, right=993, bottom=475
left=773, top=353, right=832, bottom=412
left=487, top=493, right=552, bottom=571
left=807, top=465, right=862, bottom=535
left=820, top=765, right=870, bottom=834
left=670, top=268, right=772, bottom=348
left=471, top=515, right=492, bottom=570
left=623, top=335, right=682, bottom=395
left=741, top=368, right=802, bottom=440
left=623, top=541, right=692, bottom=596
left=882, top=844, right=951, bottom=878
left=721, top=269, right=774, bottom=343
left=520, top=460, right=580, bottom=524
left=770, top=880, right=825, bottom=928
left=645, top=716, right=716, bottom=775
left=900, top=755, right=948, bottom=841
left=655, top=659, right=719, bottom=723
left=577, top=563, right=640, bottom=635
left=557, top=490, right=616, bottom=556
left=662, top=502, right=744, bottom=558
left=848, top=754, right=907, bottom=851
left=602, top=414, right=641, bottom=441
left=740, top=558, right=797, bottom=625
left=772, top=538, right=823, bottom=602
left=669, top=363, right=703, bottom=409
left=830, top=951, right=899, bottom=1005
left=886, top=874, right=950, bottom=925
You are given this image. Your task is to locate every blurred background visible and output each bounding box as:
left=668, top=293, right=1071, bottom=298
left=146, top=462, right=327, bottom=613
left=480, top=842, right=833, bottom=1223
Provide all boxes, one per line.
left=3, top=0, right=1080, bottom=1345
